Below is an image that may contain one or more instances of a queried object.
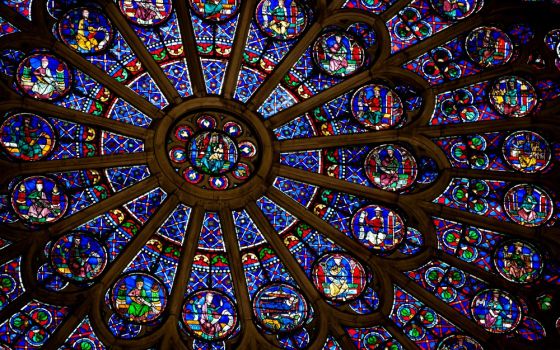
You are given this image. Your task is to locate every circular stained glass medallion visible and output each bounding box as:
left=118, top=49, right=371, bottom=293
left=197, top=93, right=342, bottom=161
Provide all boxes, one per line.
left=430, top=0, right=479, bottom=20
left=471, top=289, right=523, bottom=334
left=489, top=76, right=538, bottom=118
left=312, top=31, right=366, bottom=77
left=181, top=290, right=238, bottom=341
left=0, top=113, right=56, bottom=161
left=50, top=232, right=108, bottom=282
left=16, top=54, right=72, bottom=101
left=502, top=131, right=551, bottom=173
left=11, top=176, right=68, bottom=224
left=189, top=0, right=239, bottom=22
left=255, top=0, right=308, bottom=40
left=253, top=283, right=308, bottom=332
left=351, top=84, right=404, bottom=130
left=351, top=205, right=405, bottom=251
left=465, top=26, right=514, bottom=68
left=118, top=0, right=173, bottom=26
left=364, top=144, right=418, bottom=191
left=503, top=184, right=553, bottom=227
left=59, top=7, right=114, bottom=55
left=437, top=334, right=483, bottom=350
left=110, top=272, right=167, bottom=324
left=311, top=253, right=367, bottom=302
left=493, top=240, right=543, bottom=284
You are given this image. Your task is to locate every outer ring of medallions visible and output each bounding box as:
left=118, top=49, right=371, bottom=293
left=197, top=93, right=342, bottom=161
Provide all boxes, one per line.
left=149, top=97, right=276, bottom=211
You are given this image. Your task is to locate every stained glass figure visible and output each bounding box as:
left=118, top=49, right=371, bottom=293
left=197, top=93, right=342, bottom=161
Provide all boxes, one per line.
left=430, top=0, right=479, bottom=20
left=489, top=76, right=538, bottom=118
left=351, top=205, right=405, bottom=251
left=255, top=0, right=307, bottom=40
left=502, top=131, right=551, bottom=173
left=0, top=113, right=55, bottom=161
left=181, top=290, right=237, bottom=341
left=311, top=253, right=367, bottom=302
left=437, top=334, right=483, bottom=349
left=168, top=112, right=259, bottom=190
left=364, top=144, right=418, bottom=191
left=16, top=54, right=72, bottom=101
left=11, top=176, right=68, bottom=224
left=503, top=184, right=553, bottom=227
left=471, top=289, right=522, bottom=333
left=465, top=26, right=513, bottom=67
left=189, top=0, right=239, bottom=22
left=493, top=240, right=543, bottom=284
left=50, top=232, right=108, bottom=282
left=253, top=283, right=308, bottom=332
left=351, top=84, right=404, bottom=130
left=118, top=0, right=173, bottom=26
left=189, top=131, right=238, bottom=174
left=59, top=7, right=114, bottom=55
left=312, top=31, right=366, bottom=77
left=110, top=272, right=167, bottom=323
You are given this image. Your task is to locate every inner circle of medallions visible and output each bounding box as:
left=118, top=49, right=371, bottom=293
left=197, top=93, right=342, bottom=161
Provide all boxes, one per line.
left=154, top=98, right=273, bottom=209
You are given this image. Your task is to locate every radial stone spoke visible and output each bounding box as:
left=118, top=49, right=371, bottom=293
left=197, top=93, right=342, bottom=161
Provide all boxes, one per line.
left=46, top=176, right=160, bottom=237
left=222, top=0, right=258, bottom=99
left=98, top=195, right=180, bottom=288
left=278, top=165, right=399, bottom=205
left=419, top=201, right=560, bottom=247
left=167, top=205, right=204, bottom=317
left=266, top=187, right=375, bottom=264
left=174, top=0, right=207, bottom=96
left=387, top=268, right=491, bottom=344
left=0, top=98, right=151, bottom=140
left=0, top=153, right=149, bottom=183
left=100, top=0, right=182, bottom=104
left=218, top=208, right=267, bottom=349
left=246, top=202, right=323, bottom=301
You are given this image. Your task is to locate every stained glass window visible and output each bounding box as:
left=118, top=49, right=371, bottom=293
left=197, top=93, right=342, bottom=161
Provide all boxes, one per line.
left=0, top=0, right=559, bottom=349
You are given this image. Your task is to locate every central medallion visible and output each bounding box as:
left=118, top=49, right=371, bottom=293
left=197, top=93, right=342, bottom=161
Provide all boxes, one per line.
left=167, top=112, right=260, bottom=191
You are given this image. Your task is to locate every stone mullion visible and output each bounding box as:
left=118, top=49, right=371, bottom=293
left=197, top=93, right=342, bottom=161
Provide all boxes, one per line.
left=384, top=319, right=422, bottom=350
left=437, top=252, right=517, bottom=293
left=266, top=69, right=372, bottom=129
left=418, top=201, right=560, bottom=247
left=246, top=201, right=333, bottom=348
left=96, top=195, right=179, bottom=289
left=1, top=153, right=150, bottom=183
left=384, top=13, right=485, bottom=68
left=219, top=208, right=268, bottom=349
left=245, top=10, right=329, bottom=109
left=0, top=97, right=151, bottom=140
left=256, top=190, right=393, bottom=329
left=266, top=187, right=375, bottom=264
left=84, top=195, right=181, bottom=349
left=433, top=65, right=538, bottom=95
left=446, top=168, right=559, bottom=188
left=46, top=175, right=160, bottom=237
left=0, top=3, right=34, bottom=32
left=222, top=0, right=258, bottom=99
left=277, top=130, right=403, bottom=152
left=387, top=268, right=492, bottom=345
left=41, top=294, right=93, bottom=350
left=0, top=291, right=31, bottom=326
left=174, top=0, right=207, bottom=96
left=165, top=205, right=204, bottom=345
left=99, top=0, right=182, bottom=105
left=419, top=119, right=559, bottom=138
left=244, top=0, right=352, bottom=107
left=277, top=165, right=399, bottom=205
left=1, top=31, right=165, bottom=119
